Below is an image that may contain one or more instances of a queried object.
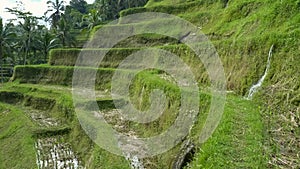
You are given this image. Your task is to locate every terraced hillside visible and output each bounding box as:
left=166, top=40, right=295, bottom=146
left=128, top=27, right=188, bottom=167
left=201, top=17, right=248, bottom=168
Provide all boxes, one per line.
left=0, top=0, right=299, bottom=168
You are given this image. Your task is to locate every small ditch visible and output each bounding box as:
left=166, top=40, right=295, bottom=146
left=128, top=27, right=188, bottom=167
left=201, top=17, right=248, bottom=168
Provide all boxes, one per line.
left=26, top=109, right=59, bottom=127
left=172, top=139, right=196, bottom=169
left=94, top=109, right=146, bottom=169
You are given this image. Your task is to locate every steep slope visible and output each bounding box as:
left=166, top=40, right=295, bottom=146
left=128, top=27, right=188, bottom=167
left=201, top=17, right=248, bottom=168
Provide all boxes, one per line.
left=120, top=0, right=300, bottom=167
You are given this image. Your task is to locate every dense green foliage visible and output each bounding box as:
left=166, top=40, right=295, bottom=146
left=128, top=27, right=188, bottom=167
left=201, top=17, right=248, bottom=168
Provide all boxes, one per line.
left=0, top=0, right=149, bottom=69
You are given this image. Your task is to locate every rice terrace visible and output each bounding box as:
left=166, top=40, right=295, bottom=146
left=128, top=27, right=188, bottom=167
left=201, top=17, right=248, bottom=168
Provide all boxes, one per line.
left=0, top=0, right=299, bottom=168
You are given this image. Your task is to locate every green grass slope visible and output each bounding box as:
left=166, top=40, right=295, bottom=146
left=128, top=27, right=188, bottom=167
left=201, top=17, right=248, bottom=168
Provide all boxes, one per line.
left=187, top=95, right=266, bottom=168
left=0, top=103, right=36, bottom=169
left=120, top=0, right=299, bottom=167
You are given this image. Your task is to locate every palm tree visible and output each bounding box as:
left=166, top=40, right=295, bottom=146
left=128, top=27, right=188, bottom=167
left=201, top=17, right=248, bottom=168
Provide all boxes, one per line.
left=45, top=0, right=65, bottom=29
left=6, top=8, right=41, bottom=65
left=94, top=0, right=148, bottom=21
left=17, top=16, right=39, bottom=65
left=124, top=0, right=148, bottom=8
left=36, top=28, right=61, bottom=62
left=0, top=18, right=15, bottom=82
left=0, top=18, right=6, bottom=83
left=70, top=0, right=88, bottom=14
left=80, top=9, right=102, bottom=31
left=95, top=0, right=117, bottom=20
left=56, top=16, right=76, bottom=47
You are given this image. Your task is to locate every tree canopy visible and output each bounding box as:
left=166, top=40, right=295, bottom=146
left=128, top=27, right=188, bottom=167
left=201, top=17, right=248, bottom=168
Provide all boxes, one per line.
left=0, top=0, right=149, bottom=66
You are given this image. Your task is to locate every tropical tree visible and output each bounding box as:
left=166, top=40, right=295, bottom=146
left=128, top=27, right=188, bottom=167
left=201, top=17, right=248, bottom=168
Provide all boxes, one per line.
left=35, top=27, right=61, bottom=63
left=94, top=0, right=148, bottom=21
left=118, top=0, right=148, bottom=9
left=70, top=0, right=88, bottom=14
left=2, top=3, right=64, bottom=67
left=56, top=16, right=76, bottom=47
left=80, top=9, right=102, bottom=31
left=0, top=18, right=15, bottom=63
left=95, top=0, right=118, bottom=20
left=6, top=8, right=43, bottom=64
left=22, top=18, right=38, bottom=64
left=64, top=5, right=84, bottom=29
left=0, top=18, right=16, bottom=82
left=45, top=0, right=65, bottom=29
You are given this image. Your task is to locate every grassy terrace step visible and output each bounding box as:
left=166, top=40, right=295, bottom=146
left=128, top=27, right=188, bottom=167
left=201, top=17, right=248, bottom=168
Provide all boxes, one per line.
left=49, top=45, right=201, bottom=68
left=0, top=86, right=73, bottom=124
left=11, top=62, right=206, bottom=94
left=120, top=1, right=212, bottom=20
left=145, top=0, right=191, bottom=7
left=49, top=48, right=140, bottom=67
left=91, top=14, right=217, bottom=47
left=90, top=17, right=195, bottom=45
left=0, top=83, right=113, bottom=112
left=91, top=23, right=180, bottom=47
left=49, top=32, right=298, bottom=95
left=12, top=65, right=115, bottom=90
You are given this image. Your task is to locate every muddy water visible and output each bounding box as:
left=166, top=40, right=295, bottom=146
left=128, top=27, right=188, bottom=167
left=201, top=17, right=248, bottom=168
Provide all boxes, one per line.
left=25, top=108, right=82, bottom=169
left=35, top=137, right=82, bottom=169
left=95, top=109, right=145, bottom=169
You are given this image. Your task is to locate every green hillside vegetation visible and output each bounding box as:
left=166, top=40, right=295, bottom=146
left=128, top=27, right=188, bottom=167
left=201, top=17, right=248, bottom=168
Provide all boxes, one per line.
left=0, top=0, right=299, bottom=168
